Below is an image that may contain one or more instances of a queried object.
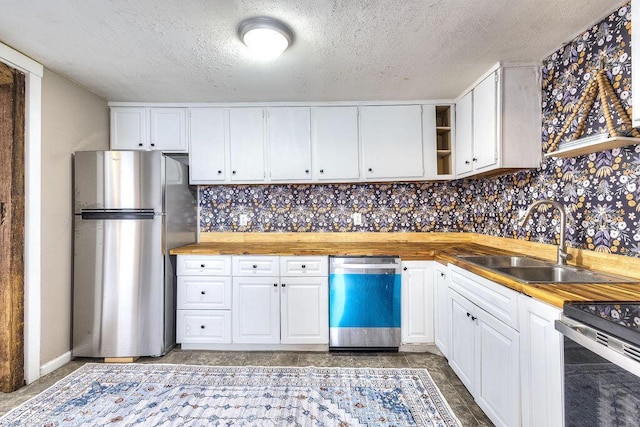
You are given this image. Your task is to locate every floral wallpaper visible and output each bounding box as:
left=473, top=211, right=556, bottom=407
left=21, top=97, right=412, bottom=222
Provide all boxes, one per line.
left=200, top=3, right=640, bottom=257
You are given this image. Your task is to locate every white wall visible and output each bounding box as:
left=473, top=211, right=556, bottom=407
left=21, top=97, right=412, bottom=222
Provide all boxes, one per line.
left=40, top=69, right=108, bottom=364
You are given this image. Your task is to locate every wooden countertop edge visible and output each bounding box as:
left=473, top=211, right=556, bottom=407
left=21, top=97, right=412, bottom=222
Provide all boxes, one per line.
left=174, top=233, right=640, bottom=308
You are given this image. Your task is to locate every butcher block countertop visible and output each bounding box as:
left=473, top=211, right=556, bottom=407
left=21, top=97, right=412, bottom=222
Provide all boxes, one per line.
left=171, top=232, right=640, bottom=308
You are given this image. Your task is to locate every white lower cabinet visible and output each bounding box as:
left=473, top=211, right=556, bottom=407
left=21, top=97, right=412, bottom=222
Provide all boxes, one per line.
left=448, top=265, right=520, bottom=427
left=177, top=254, right=329, bottom=349
left=232, top=276, right=281, bottom=343
left=519, top=295, right=564, bottom=427
left=401, top=261, right=435, bottom=344
left=176, top=255, right=233, bottom=347
left=434, top=262, right=450, bottom=358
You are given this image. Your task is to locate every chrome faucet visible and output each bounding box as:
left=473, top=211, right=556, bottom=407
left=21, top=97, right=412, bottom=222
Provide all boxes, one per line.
left=519, top=200, right=571, bottom=265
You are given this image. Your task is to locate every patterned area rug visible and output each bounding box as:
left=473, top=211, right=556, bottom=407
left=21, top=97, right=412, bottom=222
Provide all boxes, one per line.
left=0, top=364, right=461, bottom=426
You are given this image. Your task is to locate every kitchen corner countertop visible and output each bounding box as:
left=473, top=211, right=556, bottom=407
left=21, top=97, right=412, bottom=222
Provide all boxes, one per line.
left=170, top=241, right=640, bottom=308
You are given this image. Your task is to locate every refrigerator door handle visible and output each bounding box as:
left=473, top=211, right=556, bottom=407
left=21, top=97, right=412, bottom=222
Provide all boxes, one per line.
left=81, top=211, right=156, bottom=220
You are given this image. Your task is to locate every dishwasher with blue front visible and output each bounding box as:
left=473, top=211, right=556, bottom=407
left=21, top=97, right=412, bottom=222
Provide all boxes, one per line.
left=329, top=256, right=402, bottom=350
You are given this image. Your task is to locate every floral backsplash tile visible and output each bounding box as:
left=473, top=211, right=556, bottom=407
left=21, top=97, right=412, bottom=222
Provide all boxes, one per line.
left=201, top=3, right=640, bottom=257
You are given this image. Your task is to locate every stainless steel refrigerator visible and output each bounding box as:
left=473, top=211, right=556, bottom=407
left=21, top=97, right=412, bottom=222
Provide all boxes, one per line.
left=72, top=150, right=197, bottom=358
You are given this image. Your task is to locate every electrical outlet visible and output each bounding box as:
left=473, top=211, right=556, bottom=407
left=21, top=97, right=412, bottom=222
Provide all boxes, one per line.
left=352, top=212, right=362, bottom=226
left=239, top=214, right=249, bottom=226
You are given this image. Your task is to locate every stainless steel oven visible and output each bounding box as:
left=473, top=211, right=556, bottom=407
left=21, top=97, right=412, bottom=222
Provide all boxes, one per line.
left=555, top=302, right=640, bottom=427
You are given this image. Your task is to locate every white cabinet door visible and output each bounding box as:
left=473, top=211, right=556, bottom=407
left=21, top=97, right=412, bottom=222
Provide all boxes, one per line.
left=188, top=108, right=226, bottom=183
left=229, top=108, right=265, bottom=182
left=519, top=295, right=563, bottom=427
left=434, top=263, right=450, bottom=358
left=232, top=277, right=280, bottom=343
left=455, top=92, right=473, bottom=175
left=110, top=107, right=147, bottom=150
left=267, top=107, right=311, bottom=181
left=360, top=105, right=424, bottom=179
left=476, top=307, right=520, bottom=427
left=149, top=108, right=187, bottom=152
left=448, top=289, right=477, bottom=393
left=311, top=106, right=360, bottom=180
left=280, top=277, right=328, bottom=344
left=471, top=72, right=498, bottom=171
left=401, top=261, right=434, bottom=344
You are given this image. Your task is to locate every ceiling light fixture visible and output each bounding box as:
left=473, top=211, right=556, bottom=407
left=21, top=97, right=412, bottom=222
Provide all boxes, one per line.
left=238, top=17, right=294, bottom=60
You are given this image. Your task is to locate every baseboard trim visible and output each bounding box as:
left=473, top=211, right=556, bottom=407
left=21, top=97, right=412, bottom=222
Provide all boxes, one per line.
left=40, top=351, right=72, bottom=377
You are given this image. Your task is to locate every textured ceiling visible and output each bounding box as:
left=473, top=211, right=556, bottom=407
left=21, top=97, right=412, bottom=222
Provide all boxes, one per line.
left=0, top=0, right=627, bottom=102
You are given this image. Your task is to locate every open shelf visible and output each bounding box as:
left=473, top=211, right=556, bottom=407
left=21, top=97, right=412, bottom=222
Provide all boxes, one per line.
left=435, top=106, right=452, bottom=175
left=545, top=136, right=640, bottom=158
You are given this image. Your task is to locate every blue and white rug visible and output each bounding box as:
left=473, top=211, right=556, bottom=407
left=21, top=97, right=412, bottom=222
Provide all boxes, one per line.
left=0, top=363, right=462, bottom=426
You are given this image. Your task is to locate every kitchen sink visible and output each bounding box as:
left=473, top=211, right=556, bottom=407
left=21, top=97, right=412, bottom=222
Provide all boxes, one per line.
left=457, top=255, right=550, bottom=268
left=457, top=255, right=637, bottom=284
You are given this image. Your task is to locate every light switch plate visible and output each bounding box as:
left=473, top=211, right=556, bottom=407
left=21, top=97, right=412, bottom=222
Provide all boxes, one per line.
left=353, top=212, right=362, bottom=226
left=239, top=214, right=249, bottom=226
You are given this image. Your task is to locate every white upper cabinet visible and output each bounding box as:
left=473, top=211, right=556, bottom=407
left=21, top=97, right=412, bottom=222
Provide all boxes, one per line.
left=229, top=107, right=266, bottom=182
left=311, top=106, right=360, bottom=181
left=472, top=73, right=498, bottom=171
left=360, top=105, right=424, bottom=180
left=188, top=108, right=226, bottom=184
left=110, top=107, right=147, bottom=150
left=149, top=108, right=187, bottom=151
left=455, top=92, right=473, bottom=175
left=267, top=107, right=312, bottom=181
left=455, top=63, right=541, bottom=178
left=110, top=107, right=187, bottom=152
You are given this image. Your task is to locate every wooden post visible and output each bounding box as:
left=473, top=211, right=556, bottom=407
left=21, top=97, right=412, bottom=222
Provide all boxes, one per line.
left=0, top=62, right=25, bottom=393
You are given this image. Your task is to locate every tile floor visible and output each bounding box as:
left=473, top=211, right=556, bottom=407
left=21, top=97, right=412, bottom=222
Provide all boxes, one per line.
left=0, top=349, right=493, bottom=426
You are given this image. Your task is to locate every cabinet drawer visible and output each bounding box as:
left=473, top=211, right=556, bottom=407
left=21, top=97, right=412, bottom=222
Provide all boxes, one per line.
left=280, top=256, right=328, bottom=276
left=177, top=277, right=232, bottom=310
left=449, top=264, right=519, bottom=330
left=176, top=310, right=231, bottom=344
left=232, top=256, right=280, bottom=276
left=177, top=255, right=231, bottom=276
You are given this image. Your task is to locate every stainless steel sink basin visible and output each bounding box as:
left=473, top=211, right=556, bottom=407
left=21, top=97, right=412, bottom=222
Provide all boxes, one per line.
left=493, top=265, right=636, bottom=284
left=457, top=255, right=637, bottom=284
left=457, top=255, right=550, bottom=268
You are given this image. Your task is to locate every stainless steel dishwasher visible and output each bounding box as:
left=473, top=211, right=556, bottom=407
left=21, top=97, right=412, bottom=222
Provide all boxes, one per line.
left=329, top=256, right=401, bottom=350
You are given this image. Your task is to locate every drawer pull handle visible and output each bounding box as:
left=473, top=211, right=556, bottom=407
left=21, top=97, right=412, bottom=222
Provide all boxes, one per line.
left=282, top=283, right=286, bottom=287
left=252, top=265, right=257, bottom=269
left=200, top=325, right=205, bottom=329
left=200, top=264, right=205, bottom=268
left=201, top=291, right=206, bottom=295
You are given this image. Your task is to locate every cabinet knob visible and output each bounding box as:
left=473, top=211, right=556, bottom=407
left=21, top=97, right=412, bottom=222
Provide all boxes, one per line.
left=217, top=170, right=222, bottom=174
left=440, top=272, right=445, bottom=277
left=200, top=264, right=205, bottom=268
left=273, top=283, right=278, bottom=287
left=282, top=283, right=286, bottom=287
left=319, top=169, right=324, bottom=174
left=252, top=264, right=257, bottom=269
left=403, top=267, right=407, bottom=271
left=150, top=143, right=155, bottom=147
left=232, top=171, right=237, bottom=175
left=368, top=168, right=373, bottom=172
left=471, top=316, right=477, bottom=321
left=472, top=157, right=477, bottom=162
left=305, top=169, right=309, bottom=174
left=467, top=312, right=471, bottom=317
left=301, top=265, right=306, bottom=269
left=465, top=160, right=470, bottom=165
left=138, top=143, right=143, bottom=147
left=200, top=325, right=205, bottom=329
left=201, top=291, right=206, bottom=295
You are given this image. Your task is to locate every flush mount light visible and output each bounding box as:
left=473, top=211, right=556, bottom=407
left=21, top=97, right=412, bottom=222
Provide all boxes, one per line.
left=238, top=17, right=294, bottom=60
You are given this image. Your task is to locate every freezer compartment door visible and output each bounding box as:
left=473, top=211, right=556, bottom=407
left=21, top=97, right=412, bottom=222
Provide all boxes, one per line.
left=74, top=150, right=162, bottom=212
left=73, top=215, right=165, bottom=357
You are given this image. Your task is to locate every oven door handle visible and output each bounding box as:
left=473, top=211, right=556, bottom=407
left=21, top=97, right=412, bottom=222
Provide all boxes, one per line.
left=555, top=318, right=640, bottom=377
